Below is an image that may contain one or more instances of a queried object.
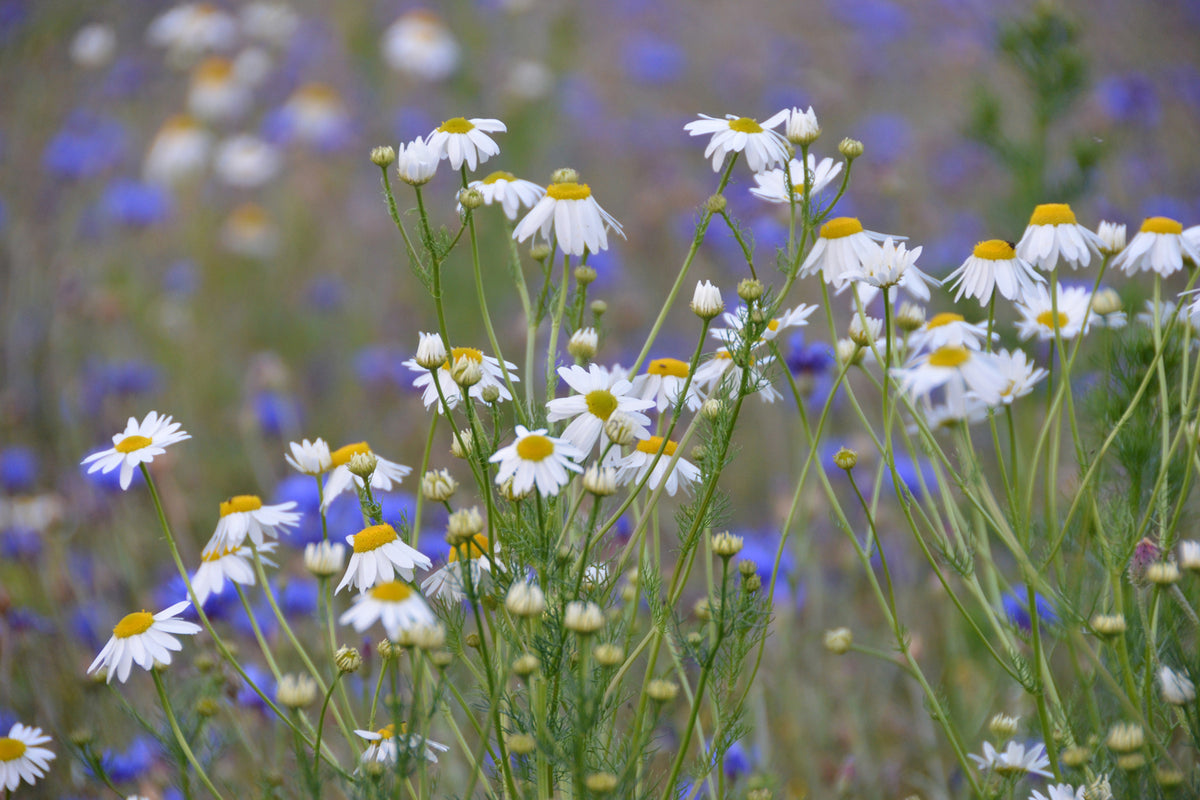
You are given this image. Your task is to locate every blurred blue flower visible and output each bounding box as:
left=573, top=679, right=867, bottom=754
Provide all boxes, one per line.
left=1, top=528, right=41, bottom=561
left=354, top=346, right=409, bottom=390
left=931, top=141, right=990, bottom=191
left=392, top=106, right=438, bottom=143
left=254, top=390, right=303, bottom=437
left=236, top=664, right=274, bottom=712
left=101, top=179, right=172, bottom=227
left=102, top=56, right=147, bottom=99
left=305, top=274, right=346, bottom=312
left=890, top=454, right=937, bottom=497
left=737, top=532, right=800, bottom=606
left=1002, top=587, right=1058, bottom=633
left=163, top=260, right=199, bottom=297
left=155, top=572, right=237, bottom=623
left=585, top=248, right=625, bottom=290
left=274, top=578, right=318, bottom=618
left=854, top=113, right=913, bottom=167
left=42, top=111, right=127, bottom=180
left=81, top=456, right=144, bottom=492
left=94, top=735, right=160, bottom=783
left=81, top=359, right=160, bottom=416
left=5, top=607, right=51, bottom=633
left=0, top=1, right=28, bottom=42
left=0, top=446, right=37, bottom=493
left=623, top=34, right=685, bottom=85
left=829, top=0, right=911, bottom=39
left=786, top=333, right=834, bottom=377
left=723, top=740, right=757, bottom=780
left=1096, top=72, right=1160, bottom=126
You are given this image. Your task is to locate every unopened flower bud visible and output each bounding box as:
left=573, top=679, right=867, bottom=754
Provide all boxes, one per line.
left=582, top=464, right=617, bottom=496
left=785, top=106, right=820, bottom=145
left=451, top=356, right=483, bottom=388
left=834, top=447, right=858, bottom=470
left=412, top=623, right=446, bottom=651
left=195, top=697, right=219, bottom=718
left=276, top=673, right=317, bottom=708
left=348, top=451, right=377, bottom=479
left=711, top=531, right=744, bottom=558
left=1091, top=613, right=1126, bottom=638
left=1147, top=561, right=1180, bottom=586
left=743, top=573, right=761, bottom=592
left=1091, top=287, right=1123, bottom=317
left=480, top=384, right=500, bottom=403
left=747, top=789, right=773, bottom=800
left=646, top=678, right=679, bottom=703
left=701, top=398, right=724, bottom=420
left=838, top=137, right=864, bottom=159
left=586, top=772, right=618, bottom=794
left=415, top=332, right=448, bottom=370
left=1106, top=722, right=1144, bottom=753
left=1060, top=745, right=1090, bottom=768
left=551, top=167, right=579, bottom=184
left=459, top=187, right=484, bottom=210
left=530, top=243, right=552, bottom=262
left=703, top=194, right=727, bottom=214
left=691, top=280, right=724, bottom=320
left=450, top=429, right=474, bottom=458
left=370, top=145, right=396, bottom=167
left=693, top=598, right=710, bottom=621
left=304, top=541, right=347, bottom=577
left=506, top=733, right=536, bottom=755
left=593, top=643, right=624, bottom=666
left=836, top=338, right=862, bottom=366
left=574, top=264, right=597, bottom=285
left=1155, top=767, right=1184, bottom=787
left=590, top=299, right=607, bottom=317
left=1116, top=753, right=1145, bottom=771
left=377, top=638, right=399, bottom=660
left=506, top=582, right=546, bottom=617
left=464, top=632, right=480, bottom=648
left=499, top=477, right=532, bottom=502
left=421, top=469, right=458, bottom=502
left=988, top=713, right=1020, bottom=738
left=738, top=559, right=757, bottom=577
left=1180, top=540, right=1200, bottom=570
left=1097, top=221, right=1126, bottom=254
left=896, top=302, right=926, bottom=333
left=446, top=506, right=484, bottom=546
left=737, top=278, right=764, bottom=302
left=568, top=327, right=598, bottom=361
left=604, top=413, right=637, bottom=447
left=563, top=601, right=604, bottom=634
left=335, top=646, right=362, bottom=673
left=513, top=653, right=541, bottom=676
left=431, top=650, right=453, bottom=668
left=69, top=728, right=94, bottom=747
left=824, top=627, right=853, bottom=654
left=848, top=316, right=882, bottom=348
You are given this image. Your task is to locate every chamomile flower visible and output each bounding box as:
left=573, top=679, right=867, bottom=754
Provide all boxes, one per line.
left=1014, top=283, right=1093, bottom=341
left=684, top=112, right=790, bottom=173
left=88, top=601, right=202, bottom=684
left=968, top=740, right=1053, bottom=778
left=339, top=580, right=436, bottom=638
left=188, top=57, right=251, bottom=123
left=749, top=154, right=843, bottom=203
left=711, top=304, right=817, bottom=348
left=1030, top=785, right=1086, bottom=800
left=512, top=181, right=625, bottom=256
left=146, top=3, right=238, bottom=60
left=321, top=442, right=412, bottom=510
left=221, top=203, right=278, bottom=258
left=1112, top=216, right=1200, bottom=277
left=919, top=378, right=990, bottom=430
left=143, top=115, right=211, bottom=186
left=489, top=426, right=584, bottom=497
left=421, top=534, right=499, bottom=601
left=405, top=346, right=517, bottom=412
left=81, top=411, right=191, bottom=490
left=285, top=437, right=332, bottom=475
left=799, top=217, right=894, bottom=288
left=356, top=724, right=449, bottom=765
left=632, top=358, right=702, bottom=412
left=70, top=23, right=116, bottom=69
left=277, top=83, right=352, bottom=150
left=945, top=239, right=1044, bottom=305
left=693, top=351, right=781, bottom=404
left=214, top=134, right=282, bottom=188
left=993, top=349, right=1048, bottom=404
left=906, top=313, right=992, bottom=354
left=426, top=117, right=506, bottom=171
left=843, top=237, right=937, bottom=302
left=205, top=495, right=300, bottom=553
left=615, top=436, right=700, bottom=496
left=545, top=365, right=654, bottom=453
left=337, top=524, right=433, bottom=594
left=192, top=542, right=276, bottom=606
left=382, top=10, right=460, bottom=82
left=1016, top=203, right=1104, bottom=271
left=460, top=171, right=545, bottom=220
left=0, top=722, right=55, bottom=791
left=893, top=346, right=1005, bottom=404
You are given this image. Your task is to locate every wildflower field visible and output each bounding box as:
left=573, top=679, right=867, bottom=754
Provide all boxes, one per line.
left=4, top=2, right=1200, bottom=798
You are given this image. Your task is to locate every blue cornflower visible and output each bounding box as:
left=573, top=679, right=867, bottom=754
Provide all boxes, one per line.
left=101, top=178, right=171, bottom=227
left=1, top=528, right=42, bottom=561
left=786, top=333, right=834, bottom=377
left=254, top=391, right=303, bottom=437
left=1002, top=586, right=1058, bottom=633
left=623, top=34, right=685, bottom=85
left=94, top=735, right=160, bottom=783
left=305, top=274, right=345, bottom=312
left=723, top=740, right=756, bottom=780
left=42, top=111, right=128, bottom=179
left=0, top=446, right=37, bottom=493
left=1096, top=72, right=1160, bottom=126
left=236, top=664, right=274, bottom=713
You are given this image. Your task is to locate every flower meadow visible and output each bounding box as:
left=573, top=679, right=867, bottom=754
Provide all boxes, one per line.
left=4, top=3, right=1200, bottom=800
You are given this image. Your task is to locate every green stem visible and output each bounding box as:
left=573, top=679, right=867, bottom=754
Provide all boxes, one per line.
left=152, top=670, right=226, bottom=800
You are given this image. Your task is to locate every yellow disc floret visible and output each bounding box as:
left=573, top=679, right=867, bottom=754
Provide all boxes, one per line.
left=926, top=312, right=965, bottom=330
left=331, top=442, right=371, bottom=467
left=647, top=358, right=689, bottom=378
left=114, top=610, right=155, bottom=639
left=636, top=436, right=678, bottom=457
left=369, top=581, right=413, bottom=602
left=1029, top=203, right=1077, bottom=226
left=0, top=737, right=26, bottom=761
left=115, top=435, right=152, bottom=453
left=585, top=389, right=619, bottom=420
left=1036, top=310, right=1069, bottom=330
left=546, top=182, right=592, bottom=201
left=482, top=171, right=516, bottom=185
left=1141, top=216, right=1183, bottom=235
left=927, top=346, right=970, bottom=368
left=220, top=494, right=263, bottom=517
left=728, top=117, right=763, bottom=133
left=973, top=240, right=1016, bottom=260
left=820, top=217, right=864, bottom=240
left=448, top=534, right=489, bottom=562
left=437, top=117, right=475, bottom=134
left=516, top=435, right=555, bottom=461
left=354, top=524, right=398, bottom=553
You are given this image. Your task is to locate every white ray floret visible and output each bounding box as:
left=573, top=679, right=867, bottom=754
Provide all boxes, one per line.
left=81, top=411, right=191, bottom=491
left=88, top=602, right=202, bottom=684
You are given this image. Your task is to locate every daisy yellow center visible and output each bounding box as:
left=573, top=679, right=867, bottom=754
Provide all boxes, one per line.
left=927, top=346, right=970, bottom=368
left=767, top=319, right=781, bottom=331
left=636, top=437, right=678, bottom=456
left=716, top=351, right=733, bottom=360
left=297, top=83, right=337, bottom=103
left=820, top=217, right=864, bottom=239
left=728, top=117, right=763, bottom=133
left=438, top=117, right=475, bottom=134
left=973, top=240, right=1016, bottom=260
left=1036, top=310, right=1069, bottom=329
left=1029, top=203, right=1076, bottom=226
left=369, top=580, right=413, bottom=602
left=1141, top=216, right=1183, bottom=235
left=202, top=545, right=238, bottom=562
left=114, top=610, right=155, bottom=639
left=163, top=114, right=197, bottom=133
left=0, top=738, right=26, bottom=762
left=482, top=171, right=516, bottom=184
left=220, top=494, right=263, bottom=517
left=196, top=57, right=233, bottom=82
left=585, top=389, right=619, bottom=420
left=647, top=358, right=689, bottom=378
left=926, top=312, right=964, bottom=330
left=332, top=442, right=371, bottom=467
left=449, top=534, right=489, bottom=562
left=451, top=347, right=483, bottom=363
left=546, top=182, right=592, bottom=201
left=376, top=722, right=408, bottom=738
left=516, top=435, right=555, bottom=461
left=354, top=524, right=398, bottom=553
left=115, top=435, right=152, bottom=453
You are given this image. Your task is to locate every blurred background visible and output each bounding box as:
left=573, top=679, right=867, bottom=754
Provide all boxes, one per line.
left=1, top=0, right=1199, bottom=797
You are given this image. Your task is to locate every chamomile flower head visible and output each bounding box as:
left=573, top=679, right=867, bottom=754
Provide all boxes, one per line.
left=337, top=524, right=433, bottom=594
left=382, top=10, right=460, bottom=82
left=146, top=3, right=238, bottom=61
left=339, top=580, right=436, bottom=638
left=88, top=601, right=202, bottom=684
left=799, top=217, right=894, bottom=288
left=355, top=723, right=449, bottom=765
left=615, top=436, right=701, bottom=496
left=712, top=304, right=817, bottom=348
left=278, top=83, right=352, bottom=150
left=945, top=239, right=1044, bottom=305
left=1030, top=784, right=1087, bottom=800
left=0, top=722, right=55, bottom=791
left=192, top=541, right=276, bottom=606
left=684, top=111, right=790, bottom=173
left=321, top=442, right=412, bottom=510
left=81, top=411, right=191, bottom=490
left=460, top=171, right=545, bottom=220
left=632, top=358, right=702, bottom=413
left=894, top=346, right=1005, bottom=404
left=206, top=495, right=300, bottom=553
left=70, top=23, right=116, bottom=69
left=395, top=137, right=439, bottom=185
left=1015, top=283, right=1093, bottom=341
left=489, top=426, right=584, bottom=497
left=421, top=534, right=499, bottom=601
left=545, top=365, right=654, bottom=453
left=749, top=154, right=843, bottom=203
left=214, top=134, right=282, bottom=188
left=285, top=437, right=332, bottom=475
left=919, top=378, right=990, bottom=430
left=993, top=349, right=1048, bottom=405
left=906, top=313, right=992, bottom=354
left=968, top=740, right=1053, bottom=778
left=512, top=180, right=625, bottom=256
left=405, top=346, right=517, bottom=412
left=188, top=57, right=251, bottom=123
left=426, top=116, right=506, bottom=171
left=143, top=115, right=212, bottom=186
left=693, top=351, right=781, bottom=404
left=1016, top=203, right=1104, bottom=271
left=1112, top=216, right=1200, bottom=277
left=843, top=237, right=937, bottom=302
left=221, top=202, right=279, bottom=258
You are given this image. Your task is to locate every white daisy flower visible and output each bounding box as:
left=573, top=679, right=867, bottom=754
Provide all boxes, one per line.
left=339, top=580, right=437, bottom=638
left=993, top=349, right=1048, bottom=405
left=214, top=134, right=282, bottom=188
left=88, top=601, right=202, bottom=684
left=968, top=740, right=1053, bottom=778
left=404, top=346, right=517, bottom=413
left=545, top=364, right=654, bottom=453
left=355, top=723, right=449, bottom=765
left=221, top=203, right=278, bottom=259
left=0, top=722, right=55, bottom=791
left=146, top=3, right=237, bottom=59
left=906, top=313, right=992, bottom=354
left=337, top=524, right=433, bottom=594
left=70, top=23, right=116, bottom=69
left=1186, top=224, right=1200, bottom=252
left=918, top=378, right=991, bottom=430
left=683, top=111, right=789, bottom=173
left=192, top=541, right=276, bottom=606
left=1016, top=203, right=1104, bottom=271
left=512, top=181, right=625, bottom=257
left=842, top=237, right=937, bottom=303
left=490, top=426, right=584, bottom=497
left=799, top=217, right=895, bottom=288
left=382, top=10, right=460, bottom=82
left=426, top=116, right=506, bottom=171
left=321, top=442, right=412, bottom=511
left=205, top=495, right=300, bottom=554
left=631, top=358, right=702, bottom=413
left=286, top=437, right=332, bottom=475
left=1097, top=220, right=1127, bottom=254
left=1014, top=283, right=1093, bottom=341
left=749, top=154, right=843, bottom=204
left=81, top=411, right=191, bottom=490
left=1030, top=784, right=1087, bottom=800
left=188, top=57, right=251, bottom=123
left=711, top=304, right=816, bottom=348
left=458, top=171, right=545, bottom=220
left=143, top=115, right=211, bottom=186
left=1158, top=665, right=1196, bottom=705
left=1112, top=216, right=1200, bottom=277
left=280, top=83, right=350, bottom=149
left=693, top=350, right=781, bottom=404
left=615, top=436, right=701, bottom=496
left=421, top=534, right=499, bottom=601
left=893, top=346, right=1005, bottom=404
left=945, top=239, right=1044, bottom=305
left=395, top=137, right=439, bottom=186
left=784, top=105, right=820, bottom=144
left=240, top=2, right=300, bottom=47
